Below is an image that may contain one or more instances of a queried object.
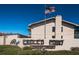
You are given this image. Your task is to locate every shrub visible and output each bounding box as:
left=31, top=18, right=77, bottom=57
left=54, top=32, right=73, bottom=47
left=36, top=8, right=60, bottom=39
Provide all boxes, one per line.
left=19, top=50, right=43, bottom=55
left=71, top=47, right=79, bottom=51
left=23, top=46, right=32, bottom=50
left=43, top=50, right=69, bottom=55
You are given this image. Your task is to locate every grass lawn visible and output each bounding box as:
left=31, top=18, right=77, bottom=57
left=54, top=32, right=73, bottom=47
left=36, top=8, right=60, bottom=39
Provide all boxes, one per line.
left=0, top=45, right=79, bottom=55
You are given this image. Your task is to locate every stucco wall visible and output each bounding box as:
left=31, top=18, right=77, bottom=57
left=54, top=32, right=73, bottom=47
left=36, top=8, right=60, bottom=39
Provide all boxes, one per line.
left=55, top=23, right=74, bottom=50
left=71, top=39, right=79, bottom=47
left=0, top=34, right=31, bottom=48
left=62, top=23, right=74, bottom=50
left=6, top=35, right=31, bottom=48
left=30, top=15, right=79, bottom=50
left=0, top=36, right=4, bottom=45
left=31, top=24, right=45, bottom=39
left=31, top=20, right=55, bottom=40
left=6, top=35, right=18, bottom=45
left=31, top=20, right=55, bottom=45
left=18, top=38, right=31, bottom=48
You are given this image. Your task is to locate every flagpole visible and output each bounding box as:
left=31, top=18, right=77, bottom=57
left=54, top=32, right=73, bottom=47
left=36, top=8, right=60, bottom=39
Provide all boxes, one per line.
left=44, top=4, right=46, bottom=39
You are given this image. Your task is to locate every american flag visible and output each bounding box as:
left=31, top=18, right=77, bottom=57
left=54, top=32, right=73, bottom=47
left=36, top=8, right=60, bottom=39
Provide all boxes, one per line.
left=45, top=7, right=55, bottom=14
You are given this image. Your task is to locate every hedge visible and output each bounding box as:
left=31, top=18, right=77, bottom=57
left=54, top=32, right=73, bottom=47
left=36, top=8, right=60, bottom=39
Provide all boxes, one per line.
left=23, top=46, right=32, bottom=50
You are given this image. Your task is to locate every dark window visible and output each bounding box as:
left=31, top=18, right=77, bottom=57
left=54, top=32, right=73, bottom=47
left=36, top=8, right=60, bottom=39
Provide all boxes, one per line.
left=49, top=41, right=55, bottom=45
left=61, top=36, right=63, bottom=39
left=52, top=36, right=55, bottom=38
left=52, top=27, right=55, bottom=32
left=23, top=40, right=31, bottom=45
left=33, top=40, right=44, bottom=45
left=74, top=27, right=79, bottom=39
left=23, top=40, right=44, bottom=45
left=41, top=40, right=44, bottom=44
left=74, top=30, right=79, bottom=39
left=30, top=40, right=34, bottom=44
left=49, top=40, right=63, bottom=45
left=61, top=27, right=63, bottom=32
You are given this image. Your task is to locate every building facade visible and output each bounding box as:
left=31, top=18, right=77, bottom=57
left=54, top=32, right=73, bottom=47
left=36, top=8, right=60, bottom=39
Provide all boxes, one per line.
left=0, top=15, right=79, bottom=51
left=27, top=15, right=79, bottom=51
left=0, top=33, right=30, bottom=48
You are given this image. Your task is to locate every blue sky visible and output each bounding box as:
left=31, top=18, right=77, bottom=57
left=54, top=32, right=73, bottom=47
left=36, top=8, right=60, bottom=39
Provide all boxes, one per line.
left=0, top=4, right=79, bottom=35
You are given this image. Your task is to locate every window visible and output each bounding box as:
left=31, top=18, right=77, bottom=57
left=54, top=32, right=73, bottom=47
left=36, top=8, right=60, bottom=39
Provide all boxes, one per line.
left=33, top=40, right=44, bottom=45
left=23, top=40, right=31, bottom=45
left=30, top=40, right=34, bottom=44
left=49, top=41, right=55, bottom=45
left=23, top=40, right=44, bottom=45
left=61, top=36, right=63, bottom=39
left=52, top=27, right=55, bottom=32
left=74, top=30, right=79, bottom=39
left=49, top=40, right=63, bottom=45
left=74, top=27, right=79, bottom=39
left=61, top=27, right=63, bottom=32
left=41, top=40, right=44, bottom=44
left=52, top=36, right=55, bottom=38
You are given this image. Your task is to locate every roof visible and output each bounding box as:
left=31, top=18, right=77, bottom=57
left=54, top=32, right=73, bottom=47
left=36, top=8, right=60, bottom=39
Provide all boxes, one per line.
left=0, top=33, right=23, bottom=36
left=0, top=32, right=30, bottom=38
left=28, top=17, right=55, bottom=26
left=28, top=16, right=79, bottom=27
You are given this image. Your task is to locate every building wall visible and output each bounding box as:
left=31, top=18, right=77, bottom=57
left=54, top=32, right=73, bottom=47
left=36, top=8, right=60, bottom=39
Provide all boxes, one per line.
left=0, top=34, right=31, bottom=48
left=6, top=35, right=31, bottom=48
left=18, top=38, right=31, bottom=48
left=5, top=35, right=30, bottom=48
left=0, top=15, right=79, bottom=51
left=0, top=36, right=4, bottom=45
left=62, top=23, right=74, bottom=50
left=45, top=23, right=75, bottom=51
left=31, top=20, right=55, bottom=45
left=31, top=15, right=63, bottom=45
left=72, top=39, right=79, bottom=47
left=45, top=20, right=55, bottom=45
left=0, top=35, right=19, bottom=45
left=31, top=24, right=45, bottom=39
left=30, top=15, right=79, bottom=50
left=6, top=35, right=18, bottom=45
left=31, top=20, right=55, bottom=40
